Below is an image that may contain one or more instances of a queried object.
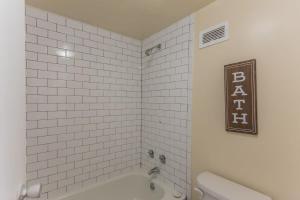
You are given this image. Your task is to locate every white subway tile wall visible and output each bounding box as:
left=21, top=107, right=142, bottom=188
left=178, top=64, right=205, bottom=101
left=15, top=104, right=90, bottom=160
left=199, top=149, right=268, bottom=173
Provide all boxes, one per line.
left=25, top=5, right=194, bottom=200
left=141, top=16, right=194, bottom=198
left=25, top=6, right=142, bottom=199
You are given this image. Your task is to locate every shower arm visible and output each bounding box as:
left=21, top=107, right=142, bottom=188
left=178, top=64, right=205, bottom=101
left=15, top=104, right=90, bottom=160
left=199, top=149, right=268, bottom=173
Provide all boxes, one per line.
left=145, top=43, right=162, bottom=56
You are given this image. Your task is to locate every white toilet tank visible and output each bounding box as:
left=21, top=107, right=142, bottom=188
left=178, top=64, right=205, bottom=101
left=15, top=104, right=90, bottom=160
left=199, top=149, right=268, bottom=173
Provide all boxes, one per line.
left=195, top=172, right=272, bottom=200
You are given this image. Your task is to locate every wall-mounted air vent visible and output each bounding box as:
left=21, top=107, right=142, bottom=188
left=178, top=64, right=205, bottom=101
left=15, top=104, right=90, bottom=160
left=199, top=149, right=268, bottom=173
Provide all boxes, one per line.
left=199, top=22, right=229, bottom=48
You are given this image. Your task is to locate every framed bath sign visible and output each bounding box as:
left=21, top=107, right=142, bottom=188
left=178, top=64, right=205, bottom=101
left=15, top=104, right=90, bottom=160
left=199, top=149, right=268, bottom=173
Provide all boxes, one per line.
left=224, top=59, right=257, bottom=134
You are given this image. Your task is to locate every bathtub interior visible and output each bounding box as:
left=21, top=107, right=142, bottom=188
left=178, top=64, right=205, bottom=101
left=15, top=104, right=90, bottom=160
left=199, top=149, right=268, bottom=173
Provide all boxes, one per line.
left=60, top=174, right=165, bottom=200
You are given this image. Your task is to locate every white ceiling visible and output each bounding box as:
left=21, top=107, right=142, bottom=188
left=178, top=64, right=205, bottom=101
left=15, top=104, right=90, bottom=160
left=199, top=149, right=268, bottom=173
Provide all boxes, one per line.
left=26, top=0, right=214, bottom=39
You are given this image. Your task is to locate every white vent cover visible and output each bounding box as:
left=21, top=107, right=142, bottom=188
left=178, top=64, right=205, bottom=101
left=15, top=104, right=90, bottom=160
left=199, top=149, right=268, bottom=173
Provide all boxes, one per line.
left=199, top=22, right=229, bottom=48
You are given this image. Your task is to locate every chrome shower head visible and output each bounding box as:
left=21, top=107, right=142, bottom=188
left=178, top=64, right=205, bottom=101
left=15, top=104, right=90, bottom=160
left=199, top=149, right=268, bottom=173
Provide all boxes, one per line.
left=145, top=44, right=162, bottom=56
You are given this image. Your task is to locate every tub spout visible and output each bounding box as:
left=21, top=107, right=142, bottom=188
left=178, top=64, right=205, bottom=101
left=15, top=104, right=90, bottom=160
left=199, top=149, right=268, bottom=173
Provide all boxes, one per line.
left=148, top=167, right=160, bottom=176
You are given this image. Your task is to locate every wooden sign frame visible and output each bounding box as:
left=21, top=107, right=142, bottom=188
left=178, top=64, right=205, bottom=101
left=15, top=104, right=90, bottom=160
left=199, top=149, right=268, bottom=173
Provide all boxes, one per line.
left=224, top=59, right=257, bottom=134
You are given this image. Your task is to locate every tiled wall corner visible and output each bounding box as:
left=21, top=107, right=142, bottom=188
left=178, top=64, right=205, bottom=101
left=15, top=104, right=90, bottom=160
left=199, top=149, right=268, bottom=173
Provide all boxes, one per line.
left=141, top=15, right=194, bottom=199
left=25, top=6, right=142, bottom=199
left=186, top=13, right=196, bottom=200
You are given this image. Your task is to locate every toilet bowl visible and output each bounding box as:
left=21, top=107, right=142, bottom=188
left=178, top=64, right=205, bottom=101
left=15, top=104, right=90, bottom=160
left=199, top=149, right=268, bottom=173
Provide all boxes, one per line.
left=195, top=172, right=272, bottom=200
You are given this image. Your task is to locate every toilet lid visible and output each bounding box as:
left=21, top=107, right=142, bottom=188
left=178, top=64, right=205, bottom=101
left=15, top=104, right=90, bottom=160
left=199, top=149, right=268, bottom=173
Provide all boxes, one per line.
left=197, top=172, right=272, bottom=200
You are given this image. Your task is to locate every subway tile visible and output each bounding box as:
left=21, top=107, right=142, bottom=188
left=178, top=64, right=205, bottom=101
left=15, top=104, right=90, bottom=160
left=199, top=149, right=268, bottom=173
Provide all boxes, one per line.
left=38, top=70, right=58, bottom=79
left=58, top=88, right=74, bottom=96
left=67, top=19, right=83, bottom=30
left=27, top=25, right=48, bottom=37
left=26, top=69, right=38, bottom=78
left=38, top=104, right=57, bottom=112
left=48, top=96, right=66, bottom=104
left=38, top=37, right=57, bottom=48
left=38, top=135, right=57, bottom=145
left=27, top=161, right=48, bottom=172
left=49, top=31, right=67, bottom=41
left=75, top=30, right=90, bottom=39
left=26, top=51, right=38, bottom=61
left=83, top=23, right=98, bottom=34
left=26, top=16, right=37, bottom=26
left=48, top=80, right=66, bottom=88
left=58, top=57, right=74, bottom=66
left=27, top=144, right=48, bottom=154
left=38, top=166, right=58, bottom=177
left=67, top=81, right=82, bottom=89
left=48, top=63, right=67, bottom=72
left=98, top=27, right=110, bottom=38
left=37, top=19, right=56, bottom=31
left=141, top=15, right=193, bottom=196
left=67, top=35, right=83, bottom=45
left=57, top=25, right=74, bottom=35
left=67, top=96, right=82, bottom=104
left=38, top=119, right=57, bottom=128
left=27, top=95, right=47, bottom=104
left=58, top=104, right=75, bottom=111
left=38, top=53, right=57, bottom=63
left=90, top=34, right=103, bottom=43
left=26, top=6, right=47, bottom=20
left=25, top=6, right=144, bottom=199
left=26, top=43, right=47, bottom=53
left=26, top=121, right=37, bottom=130
left=83, top=39, right=97, bottom=48
left=26, top=34, right=38, bottom=43
left=48, top=111, right=67, bottom=119
left=27, top=60, right=47, bottom=71
left=48, top=13, right=66, bottom=25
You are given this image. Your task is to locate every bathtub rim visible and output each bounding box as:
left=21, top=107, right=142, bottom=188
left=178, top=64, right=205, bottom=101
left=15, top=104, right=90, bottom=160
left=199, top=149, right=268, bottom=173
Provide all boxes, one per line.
left=52, top=168, right=185, bottom=200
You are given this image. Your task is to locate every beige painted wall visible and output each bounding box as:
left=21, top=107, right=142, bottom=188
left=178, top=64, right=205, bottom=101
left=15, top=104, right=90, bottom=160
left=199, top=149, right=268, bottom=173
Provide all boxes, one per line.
left=192, top=0, right=300, bottom=200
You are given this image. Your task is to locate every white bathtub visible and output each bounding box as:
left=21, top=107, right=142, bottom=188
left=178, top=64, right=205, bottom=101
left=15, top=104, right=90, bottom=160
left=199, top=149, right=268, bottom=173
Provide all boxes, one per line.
left=55, top=170, right=185, bottom=200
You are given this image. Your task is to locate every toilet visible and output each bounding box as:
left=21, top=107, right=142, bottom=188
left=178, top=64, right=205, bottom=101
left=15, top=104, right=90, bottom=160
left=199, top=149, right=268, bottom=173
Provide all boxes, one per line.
left=195, top=172, right=272, bottom=200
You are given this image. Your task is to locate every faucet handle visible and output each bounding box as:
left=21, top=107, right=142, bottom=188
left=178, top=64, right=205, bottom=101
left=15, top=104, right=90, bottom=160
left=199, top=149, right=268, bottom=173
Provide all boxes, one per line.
left=159, top=154, right=166, bottom=164
left=148, top=149, right=154, bottom=158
